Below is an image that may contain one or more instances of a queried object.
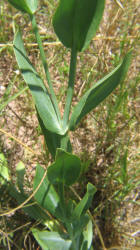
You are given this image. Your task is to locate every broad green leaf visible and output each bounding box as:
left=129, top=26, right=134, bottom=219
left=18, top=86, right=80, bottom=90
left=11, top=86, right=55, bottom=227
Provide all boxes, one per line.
left=37, top=112, right=72, bottom=159
left=69, top=51, right=132, bottom=131
left=81, top=220, right=93, bottom=250
left=0, top=153, right=10, bottom=185
left=32, top=229, right=72, bottom=250
left=16, top=161, right=25, bottom=193
left=34, top=164, right=63, bottom=218
left=7, top=0, right=38, bottom=15
left=47, top=149, right=81, bottom=186
left=14, top=31, right=64, bottom=135
left=53, top=0, right=105, bottom=51
left=73, top=183, right=96, bottom=219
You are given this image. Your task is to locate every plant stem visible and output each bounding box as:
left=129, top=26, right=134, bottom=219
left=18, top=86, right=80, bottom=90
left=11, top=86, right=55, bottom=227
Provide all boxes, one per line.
left=63, top=46, right=77, bottom=128
left=30, top=14, right=61, bottom=123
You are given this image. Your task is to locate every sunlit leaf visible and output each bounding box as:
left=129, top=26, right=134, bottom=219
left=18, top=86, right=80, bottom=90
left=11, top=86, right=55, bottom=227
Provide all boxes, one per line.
left=69, top=51, right=132, bottom=130
left=32, top=229, right=72, bottom=250
left=53, top=0, right=105, bottom=51
left=0, top=153, right=10, bottom=185
left=81, top=219, right=93, bottom=250
left=16, top=161, right=25, bottom=193
left=14, top=30, right=64, bottom=135
left=34, top=164, right=63, bottom=218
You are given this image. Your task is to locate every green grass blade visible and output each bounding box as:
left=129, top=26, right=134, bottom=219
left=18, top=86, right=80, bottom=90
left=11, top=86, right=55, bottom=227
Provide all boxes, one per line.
left=0, top=86, right=28, bottom=112
left=32, top=230, right=72, bottom=250
left=72, top=183, right=96, bottom=219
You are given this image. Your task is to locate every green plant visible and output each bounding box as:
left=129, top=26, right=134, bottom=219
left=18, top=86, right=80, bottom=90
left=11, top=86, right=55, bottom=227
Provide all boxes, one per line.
left=1, top=0, right=132, bottom=249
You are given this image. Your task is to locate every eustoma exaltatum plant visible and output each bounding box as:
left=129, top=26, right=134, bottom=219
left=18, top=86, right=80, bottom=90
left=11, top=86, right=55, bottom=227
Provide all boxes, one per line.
left=5, top=0, right=132, bottom=249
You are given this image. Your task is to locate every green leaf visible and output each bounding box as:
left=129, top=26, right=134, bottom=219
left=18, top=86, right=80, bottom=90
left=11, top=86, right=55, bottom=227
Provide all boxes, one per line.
left=16, top=161, right=25, bottom=193
left=66, top=199, right=76, bottom=219
left=32, top=229, right=72, bottom=250
left=13, top=30, right=64, bottom=135
left=70, top=214, right=90, bottom=241
left=69, top=51, right=132, bottom=131
left=53, top=0, right=105, bottom=51
left=47, top=149, right=81, bottom=186
left=73, top=183, right=96, bottom=219
left=119, top=149, right=128, bottom=185
left=33, top=164, right=63, bottom=218
left=7, top=0, right=38, bottom=15
left=81, top=219, right=93, bottom=250
left=0, top=153, right=10, bottom=185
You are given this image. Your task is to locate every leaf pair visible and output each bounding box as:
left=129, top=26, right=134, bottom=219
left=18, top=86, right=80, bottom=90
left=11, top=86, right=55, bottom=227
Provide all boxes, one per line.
left=33, top=149, right=95, bottom=217
left=14, top=31, right=132, bottom=136
left=32, top=221, right=93, bottom=250
left=33, top=150, right=96, bottom=249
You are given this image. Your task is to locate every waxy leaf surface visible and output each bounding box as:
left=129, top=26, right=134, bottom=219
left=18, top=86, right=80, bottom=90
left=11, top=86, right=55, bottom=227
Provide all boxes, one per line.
left=69, top=51, right=132, bottom=130
left=0, top=153, right=10, bottom=184
left=14, top=31, right=64, bottom=135
left=47, top=149, right=81, bottom=186
left=82, top=220, right=93, bottom=250
left=34, top=164, right=63, bottom=218
left=7, top=0, right=38, bottom=15
left=53, top=0, right=105, bottom=51
left=32, top=229, right=72, bottom=250
left=16, top=161, right=25, bottom=193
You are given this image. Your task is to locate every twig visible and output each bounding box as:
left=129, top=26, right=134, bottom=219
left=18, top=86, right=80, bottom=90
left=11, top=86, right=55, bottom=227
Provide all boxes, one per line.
left=0, top=127, right=37, bottom=155
left=115, top=0, right=124, bottom=9
left=92, top=217, right=107, bottom=250
left=70, top=187, right=107, bottom=250
left=0, top=167, right=47, bottom=217
left=0, top=35, right=138, bottom=48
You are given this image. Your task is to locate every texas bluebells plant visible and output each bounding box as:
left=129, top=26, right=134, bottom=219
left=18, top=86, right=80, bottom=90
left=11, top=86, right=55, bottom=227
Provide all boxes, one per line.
left=3, top=0, right=132, bottom=249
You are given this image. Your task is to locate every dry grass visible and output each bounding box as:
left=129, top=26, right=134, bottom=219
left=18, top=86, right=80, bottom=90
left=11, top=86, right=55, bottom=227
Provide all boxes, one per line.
left=0, top=0, right=140, bottom=249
